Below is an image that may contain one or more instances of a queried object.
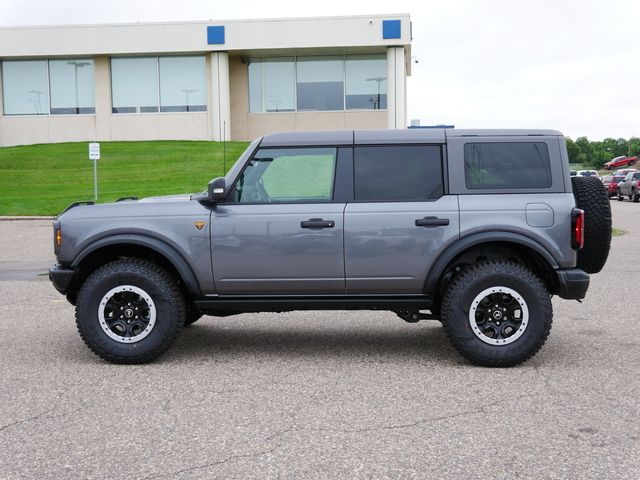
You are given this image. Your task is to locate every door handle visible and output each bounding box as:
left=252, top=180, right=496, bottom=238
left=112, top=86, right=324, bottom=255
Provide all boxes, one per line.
left=415, top=216, right=450, bottom=227
left=301, top=218, right=335, bottom=229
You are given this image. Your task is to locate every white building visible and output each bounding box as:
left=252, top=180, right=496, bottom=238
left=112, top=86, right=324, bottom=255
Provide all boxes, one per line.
left=0, top=14, right=411, bottom=147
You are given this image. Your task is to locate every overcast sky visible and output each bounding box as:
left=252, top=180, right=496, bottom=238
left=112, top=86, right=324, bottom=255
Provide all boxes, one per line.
left=1, top=0, right=638, bottom=140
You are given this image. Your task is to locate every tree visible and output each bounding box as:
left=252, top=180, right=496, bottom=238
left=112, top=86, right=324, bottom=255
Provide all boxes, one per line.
left=566, top=138, right=580, bottom=163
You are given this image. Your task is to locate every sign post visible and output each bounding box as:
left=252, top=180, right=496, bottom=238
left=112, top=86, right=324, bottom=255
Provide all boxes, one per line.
left=89, top=142, right=100, bottom=200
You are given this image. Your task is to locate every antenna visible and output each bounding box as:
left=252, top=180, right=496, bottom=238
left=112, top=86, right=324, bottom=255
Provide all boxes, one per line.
left=223, top=120, right=226, bottom=175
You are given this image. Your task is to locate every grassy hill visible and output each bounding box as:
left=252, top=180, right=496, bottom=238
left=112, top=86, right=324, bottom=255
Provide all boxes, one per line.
left=0, top=140, right=249, bottom=216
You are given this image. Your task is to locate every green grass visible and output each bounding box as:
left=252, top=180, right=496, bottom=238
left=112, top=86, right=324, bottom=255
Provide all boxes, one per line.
left=0, top=141, right=249, bottom=215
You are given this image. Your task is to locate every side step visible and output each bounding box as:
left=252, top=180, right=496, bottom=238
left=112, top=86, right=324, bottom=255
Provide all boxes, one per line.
left=193, top=294, right=433, bottom=314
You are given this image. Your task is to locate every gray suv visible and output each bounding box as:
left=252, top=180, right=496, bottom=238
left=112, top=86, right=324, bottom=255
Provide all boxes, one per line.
left=49, top=129, right=611, bottom=366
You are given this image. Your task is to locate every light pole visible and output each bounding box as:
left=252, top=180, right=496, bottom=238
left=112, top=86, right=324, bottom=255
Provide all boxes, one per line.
left=365, top=76, right=386, bottom=110
left=181, top=89, right=197, bottom=112
left=28, top=90, right=44, bottom=114
left=67, top=61, right=91, bottom=113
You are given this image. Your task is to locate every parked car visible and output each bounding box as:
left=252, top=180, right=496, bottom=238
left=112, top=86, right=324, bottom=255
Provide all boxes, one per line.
left=613, top=168, right=637, bottom=177
left=617, top=171, right=640, bottom=202
left=570, top=170, right=577, bottom=177
left=602, top=175, right=626, bottom=198
left=49, top=129, right=612, bottom=367
left=577, top=170, right=599, bottom=177
left=604, top=155, right=637, bottom=170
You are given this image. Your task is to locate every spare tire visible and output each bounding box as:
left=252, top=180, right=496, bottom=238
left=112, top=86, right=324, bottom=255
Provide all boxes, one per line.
left=571, top=176, right=611, bottom=273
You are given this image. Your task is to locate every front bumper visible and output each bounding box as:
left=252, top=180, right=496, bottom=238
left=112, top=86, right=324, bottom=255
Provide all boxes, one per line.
left=556, top=268, right=589, bottom=300
left=48, top=264, right=75, bottom=294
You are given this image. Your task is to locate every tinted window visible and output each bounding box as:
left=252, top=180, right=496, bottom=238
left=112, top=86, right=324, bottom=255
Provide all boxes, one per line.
left=354, top=146, right=443, bottom=201
left=464, top=142, right=552, bottom=189
left=230, top=148, right=336, bottom=203
left=633, top=173, right=640, bottom=180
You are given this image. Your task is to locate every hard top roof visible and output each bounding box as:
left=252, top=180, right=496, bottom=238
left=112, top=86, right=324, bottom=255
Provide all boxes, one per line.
left=259, top=129, right=563, bottom=146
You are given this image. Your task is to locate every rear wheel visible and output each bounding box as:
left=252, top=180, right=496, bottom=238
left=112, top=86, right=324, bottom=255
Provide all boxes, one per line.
left=633, top=190, right=639, bottom=203
left=75, top=259, right=185, bottom=364
left=441, top=261, right=552, bottom=367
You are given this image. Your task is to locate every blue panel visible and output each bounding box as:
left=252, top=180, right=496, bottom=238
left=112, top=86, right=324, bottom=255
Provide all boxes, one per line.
left=207, top=26, right=225, bottom=45
left=382, top=20, right=401, bottom=39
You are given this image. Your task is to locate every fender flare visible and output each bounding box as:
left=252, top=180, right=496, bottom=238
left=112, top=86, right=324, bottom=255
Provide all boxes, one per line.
left=424, top=231, right=560, bottom=292
left=71, top=234, right=201, bottom=294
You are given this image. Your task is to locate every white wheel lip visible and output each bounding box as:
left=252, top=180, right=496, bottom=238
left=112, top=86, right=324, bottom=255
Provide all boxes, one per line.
left=98, top=285, right=157, bottom=344
left=468, top=286, right=529, bottom=346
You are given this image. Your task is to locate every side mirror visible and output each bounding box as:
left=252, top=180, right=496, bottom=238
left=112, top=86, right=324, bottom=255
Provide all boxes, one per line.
left=208, top=177, right=227, bottom=202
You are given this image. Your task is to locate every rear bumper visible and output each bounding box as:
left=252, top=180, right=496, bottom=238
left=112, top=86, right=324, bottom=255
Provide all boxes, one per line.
left=556, top=268, right=589, bottom=300
left=48, top=264, right=75, bottom=294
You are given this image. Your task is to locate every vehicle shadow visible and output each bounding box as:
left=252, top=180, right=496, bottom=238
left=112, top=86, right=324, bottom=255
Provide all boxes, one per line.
left=166, top=318, right=464, bottom=365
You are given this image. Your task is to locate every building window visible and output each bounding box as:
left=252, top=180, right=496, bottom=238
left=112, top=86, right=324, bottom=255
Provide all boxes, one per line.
left=345, top=54, right=387, bottom=110
left=248, top=54, right=387, bottom=113
left=1, top=59, right=95, bottom=116
left=111, top=57, right=159, bottom=113
left=159, top=56, right=207, bottom=112
left=111, top=56, right=207, bottom=114
left=296, top=56, right=344, bottom=111
left=49, top=60, right=96, bottom=114
left=248, top=58, right=295, bottom=113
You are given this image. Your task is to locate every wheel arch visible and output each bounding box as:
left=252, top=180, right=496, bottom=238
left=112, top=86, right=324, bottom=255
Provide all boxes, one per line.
left=70, top=235, right=201, bottom=297
left=425, top=232, right=560, bottom=294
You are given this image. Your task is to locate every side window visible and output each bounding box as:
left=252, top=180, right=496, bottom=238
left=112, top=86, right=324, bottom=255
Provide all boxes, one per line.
left=633, top=173, right=640, bottom=180
left=354, top=145, right=443, bottom=201
left=230, top=147, right=336, bottom=203
left=464, top=142, right=552, bottom=190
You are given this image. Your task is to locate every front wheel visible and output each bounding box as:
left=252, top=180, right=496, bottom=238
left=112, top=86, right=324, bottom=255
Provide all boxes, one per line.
left=75, top=259, right=185, bottom=364
left=617, top=189, right=624, bottom=201
left=441, top=261, right=552, bottom=367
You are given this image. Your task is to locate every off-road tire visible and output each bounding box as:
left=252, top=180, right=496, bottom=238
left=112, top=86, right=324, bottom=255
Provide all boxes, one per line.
left=571, top=176, right=612, bottom=274
left=75, top=259, right=185, bottom=364
left=633, top=190, right=639, bottom=203
left=184, top=302, right=203, bottom=327
left=441, top=261, right=552, bottom=367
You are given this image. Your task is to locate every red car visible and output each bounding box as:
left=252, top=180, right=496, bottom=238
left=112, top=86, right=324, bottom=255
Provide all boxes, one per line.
left=604, top=155, right=637, bottom=170
left=603, top=175, right=626, bottom=197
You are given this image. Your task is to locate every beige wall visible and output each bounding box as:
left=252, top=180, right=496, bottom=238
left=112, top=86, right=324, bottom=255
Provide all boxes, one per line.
left=0, top=15, right=411, bottom=57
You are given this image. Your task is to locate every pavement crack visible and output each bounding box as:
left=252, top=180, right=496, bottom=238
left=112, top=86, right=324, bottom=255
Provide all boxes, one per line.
left=306, top=393, right=536, bottom=435
left=0, top=407, right=56, bottom=434
left=141, top=427, right=294, bottom=480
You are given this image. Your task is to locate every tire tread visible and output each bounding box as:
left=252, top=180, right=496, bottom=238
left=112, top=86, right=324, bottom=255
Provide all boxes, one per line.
left=441, top=260, right=553, bottom=367
left=75, top=258, right=185, bottom=364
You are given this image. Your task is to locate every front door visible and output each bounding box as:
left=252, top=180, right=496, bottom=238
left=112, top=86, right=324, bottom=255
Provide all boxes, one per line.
left=211, top=146, right=345, bottom=295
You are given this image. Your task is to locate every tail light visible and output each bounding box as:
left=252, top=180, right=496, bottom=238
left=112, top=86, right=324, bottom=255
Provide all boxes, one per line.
left=571, top=208, right=584, bottom=250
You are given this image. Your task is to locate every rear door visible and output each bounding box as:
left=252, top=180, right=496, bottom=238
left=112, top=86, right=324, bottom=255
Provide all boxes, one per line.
left=344, top=144, right=460, bottom=294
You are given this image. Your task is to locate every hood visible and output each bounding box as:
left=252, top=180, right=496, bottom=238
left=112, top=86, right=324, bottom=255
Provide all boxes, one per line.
left=136, top=193, right=194, bottom=203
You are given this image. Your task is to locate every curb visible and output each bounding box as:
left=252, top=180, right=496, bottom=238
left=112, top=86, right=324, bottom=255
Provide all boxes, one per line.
left=0, top=217, right=54, bottom=221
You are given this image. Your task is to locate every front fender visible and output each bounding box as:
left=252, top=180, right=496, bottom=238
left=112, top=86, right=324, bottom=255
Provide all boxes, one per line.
left=71, top=234, right=201, bottom=294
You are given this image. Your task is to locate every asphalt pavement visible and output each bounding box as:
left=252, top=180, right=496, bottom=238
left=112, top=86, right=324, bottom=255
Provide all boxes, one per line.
left=0, top=204, right=638, bottom=479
